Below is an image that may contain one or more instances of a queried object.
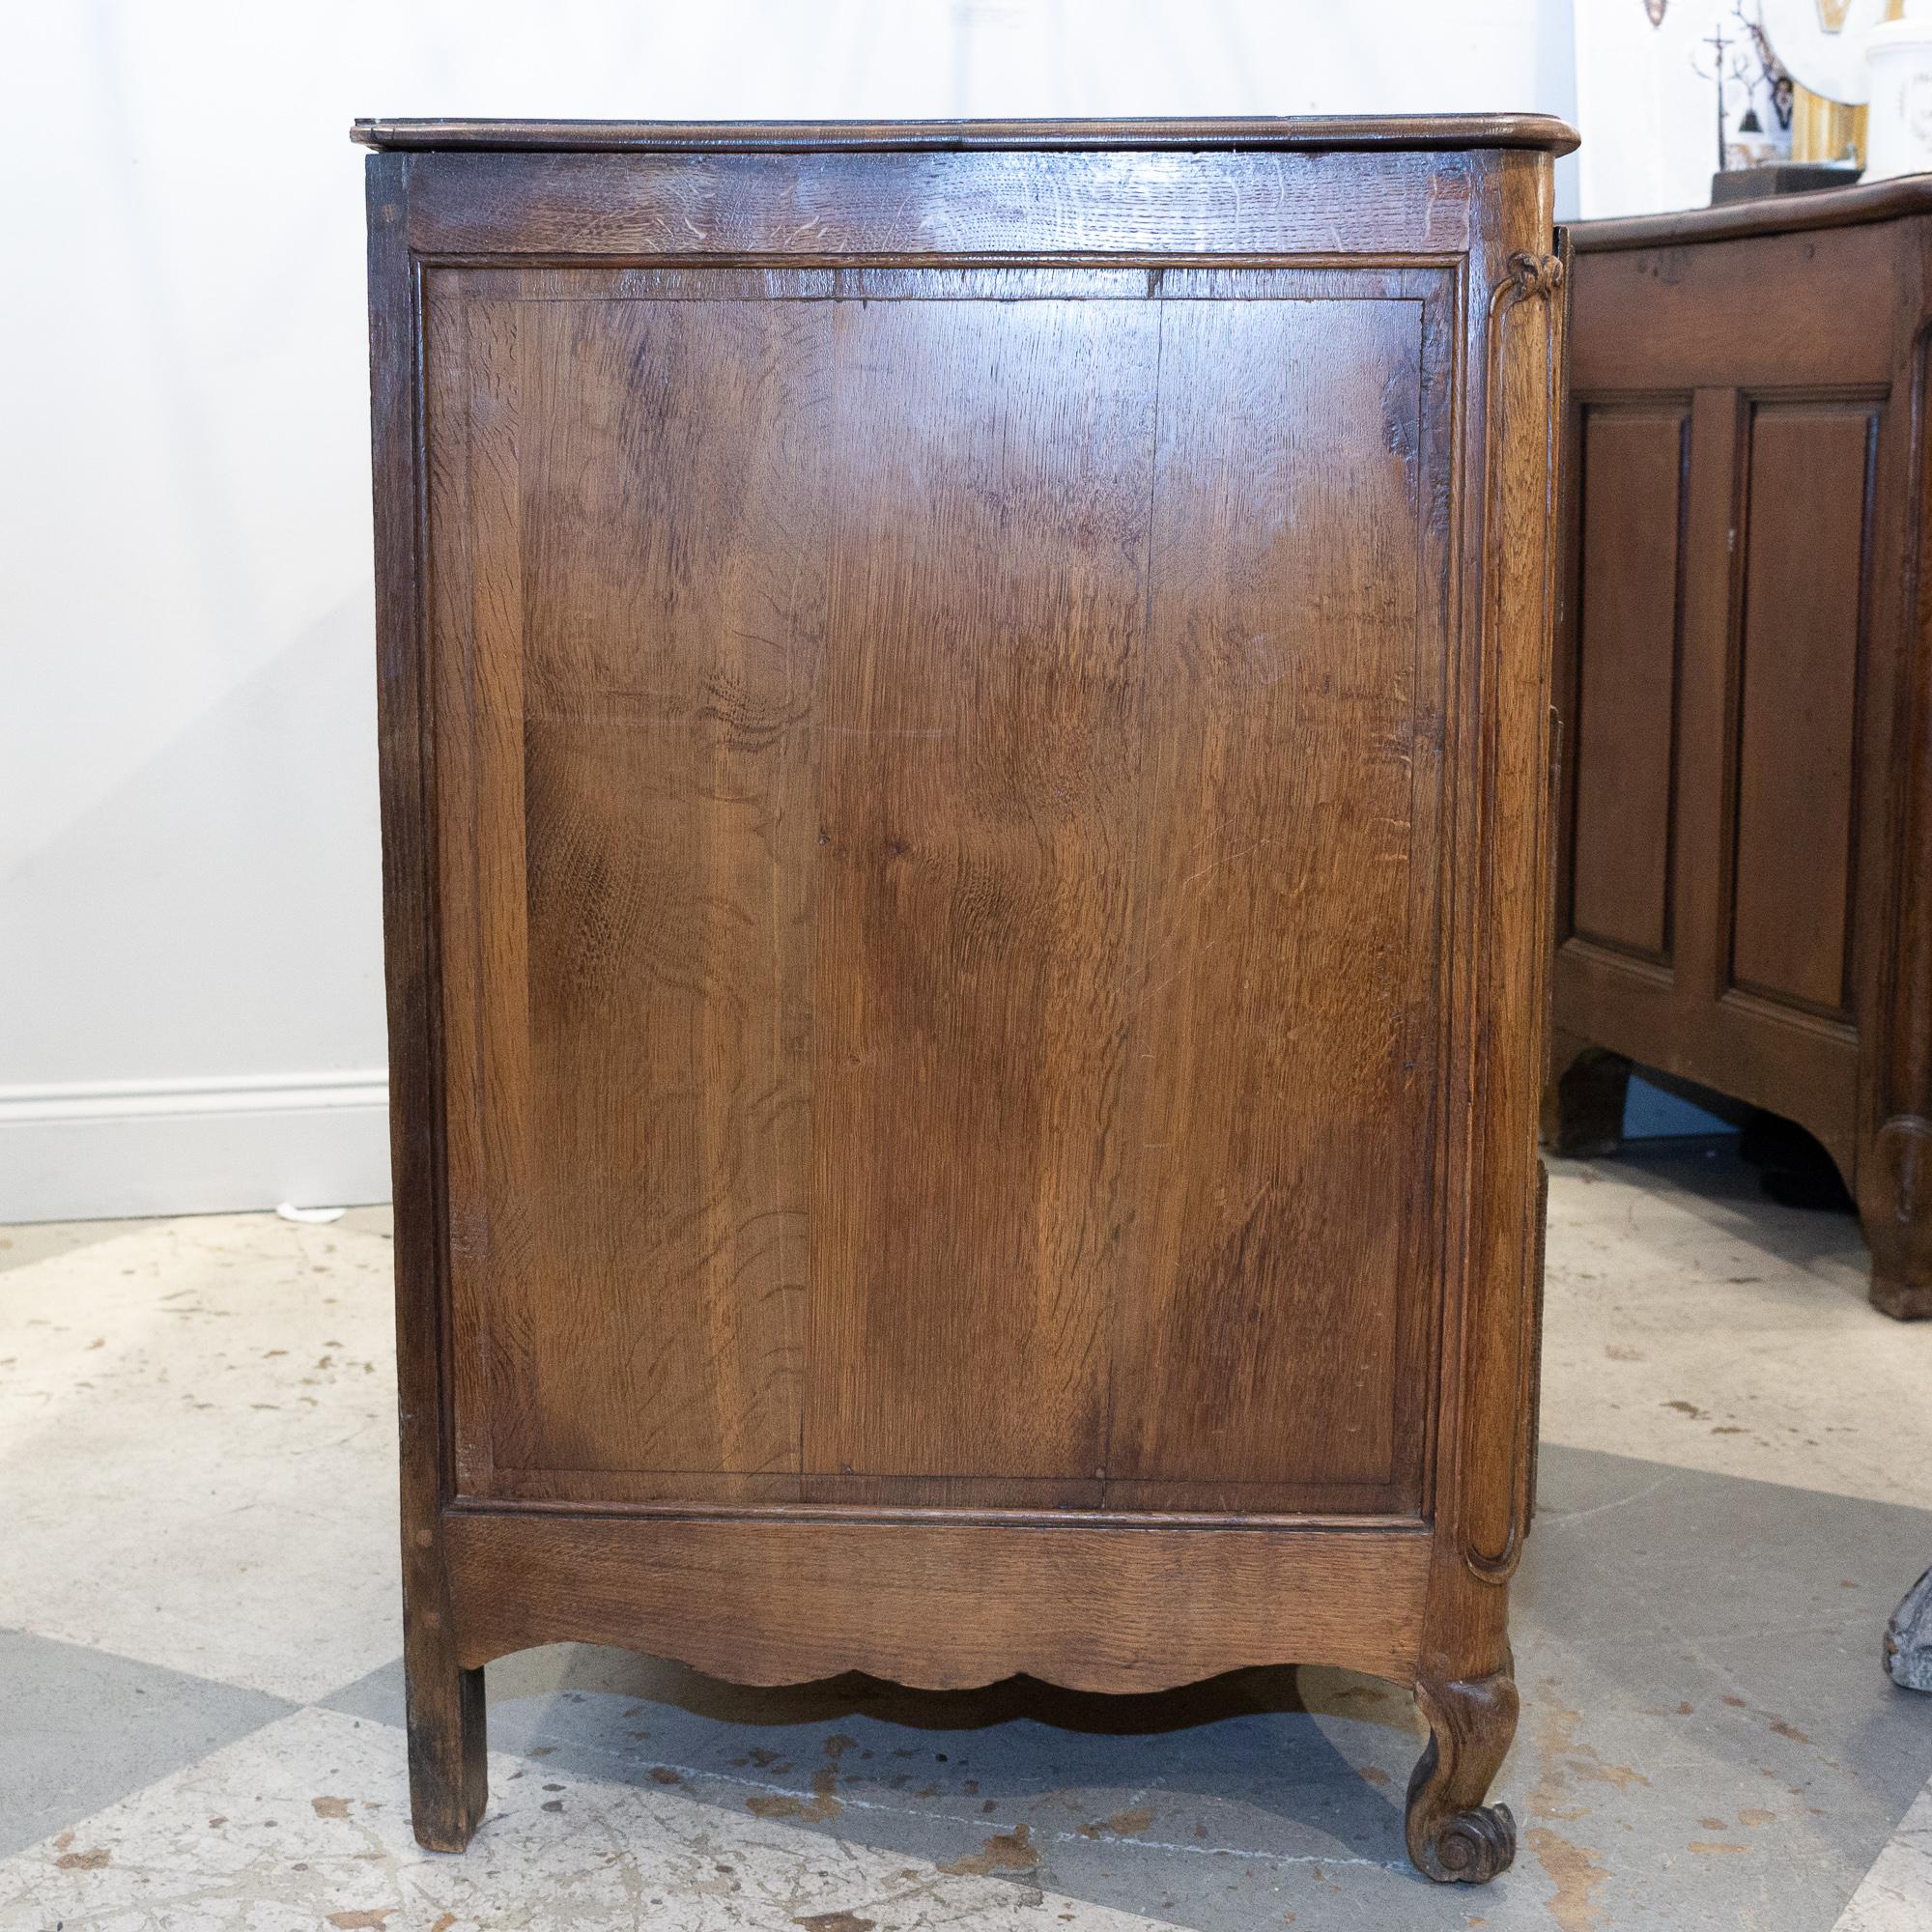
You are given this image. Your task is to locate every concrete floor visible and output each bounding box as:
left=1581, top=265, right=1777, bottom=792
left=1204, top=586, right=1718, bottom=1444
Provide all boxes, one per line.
left=1, top=1142, right=1928, bottom=1930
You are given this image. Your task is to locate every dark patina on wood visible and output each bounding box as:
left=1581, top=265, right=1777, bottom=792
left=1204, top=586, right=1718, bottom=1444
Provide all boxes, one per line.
left=360, top=114, right=1572, bottom=1880
left=1550, top=178, right=1932, bottom=1321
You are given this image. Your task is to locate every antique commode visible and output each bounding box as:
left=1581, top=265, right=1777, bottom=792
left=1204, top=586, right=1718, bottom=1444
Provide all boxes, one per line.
left=355, top=113, right=1575, bottom=1883
left=1548, top=180, right=1932, bottom=1322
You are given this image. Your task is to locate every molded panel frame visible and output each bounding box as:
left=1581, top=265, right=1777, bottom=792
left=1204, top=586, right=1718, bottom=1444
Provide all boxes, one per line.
left=418, top=258, right=1464, bottom=1521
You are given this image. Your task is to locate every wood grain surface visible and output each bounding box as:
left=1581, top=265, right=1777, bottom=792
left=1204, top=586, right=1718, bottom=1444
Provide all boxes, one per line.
left=444, top=1508, right=1433, bottom=1690
left=805, top=294, right=1152, bottom=1489
left=402, top=150, right=1490, bottom=262
left=425, top=266, right=1458, bottom=1516
left=1729, top=401, right=1875, bottom=1016
left=1106, top=292, right=1437, bottom=1497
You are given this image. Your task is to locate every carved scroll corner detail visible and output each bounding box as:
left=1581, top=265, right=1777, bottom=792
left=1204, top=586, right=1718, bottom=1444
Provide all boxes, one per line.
left=1500, top=250, right=1565, bottom=305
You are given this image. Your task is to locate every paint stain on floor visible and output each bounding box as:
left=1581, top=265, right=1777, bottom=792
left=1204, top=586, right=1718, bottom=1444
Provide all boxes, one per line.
left=1524, top=1695, right=1618, bottom=1930
left=747, top=1766, right=843, bottom=1824
left=1538, top=1704, right=1651, bottom=1794
left=1079, top=1806, right=1154, bottom=1839
left=938, top=1824, right=1038, bottom=1875
left=1526, top=1825, right=1609, bottom=1932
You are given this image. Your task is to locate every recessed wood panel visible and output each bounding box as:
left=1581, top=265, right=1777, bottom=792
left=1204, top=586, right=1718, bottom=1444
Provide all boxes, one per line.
left=400, top=148, right=1490, bottom=262
left=427, top=266, right=1454, bottom=1515
left=1730, top=401, right=1875, bottom=1015
left=1106, top=297, right=1440, bottom=1494
left=1568, top=404, right=1688, bottom=960
left=803, top=297, right=1157, bottom=1483
left=1565, top=226, right=1901, bottom=393
left=432, top=294, right=828, bottom=1485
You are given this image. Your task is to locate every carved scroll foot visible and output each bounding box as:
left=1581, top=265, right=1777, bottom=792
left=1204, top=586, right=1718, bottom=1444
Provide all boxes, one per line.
left=1406, top=1670, right=1520, bottom=1884
left=1542, top=1041, right=1631, bottom=1159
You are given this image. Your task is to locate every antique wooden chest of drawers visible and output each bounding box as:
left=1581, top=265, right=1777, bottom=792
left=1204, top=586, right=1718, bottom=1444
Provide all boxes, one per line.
left=1548, top=182, right=1932, bottom=1321
left=355, top=113, right=1575, bottom=1883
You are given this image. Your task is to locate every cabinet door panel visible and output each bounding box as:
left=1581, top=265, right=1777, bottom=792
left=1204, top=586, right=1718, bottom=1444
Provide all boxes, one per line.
left=1729, top=401, right=1875, bottom=1017
left=1568, top=404, right=1688, bottom=962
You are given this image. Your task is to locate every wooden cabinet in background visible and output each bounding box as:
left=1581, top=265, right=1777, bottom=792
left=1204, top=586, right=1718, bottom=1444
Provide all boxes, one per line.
left=1549, top=181, right=1932, bottom=1321
left=357, top=114, right=1576, bottom=1884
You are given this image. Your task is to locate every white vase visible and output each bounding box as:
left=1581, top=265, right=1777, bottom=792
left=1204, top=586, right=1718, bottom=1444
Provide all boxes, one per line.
left=1865, top=10, right=1932, bottom=179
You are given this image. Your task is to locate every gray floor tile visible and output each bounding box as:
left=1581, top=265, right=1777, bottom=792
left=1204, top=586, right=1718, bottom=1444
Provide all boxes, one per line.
left=0, top=1704, right=1174, bottom=1932
left=316, top=1652, right=407, bottom=1731
left=0, top=1628, right=293, bottom=1859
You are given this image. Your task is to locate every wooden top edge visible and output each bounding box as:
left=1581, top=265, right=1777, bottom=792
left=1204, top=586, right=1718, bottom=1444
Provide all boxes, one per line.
left=1574, top=171, right=1932, bottom=250
left=351, top=113, right=1580, bottom=156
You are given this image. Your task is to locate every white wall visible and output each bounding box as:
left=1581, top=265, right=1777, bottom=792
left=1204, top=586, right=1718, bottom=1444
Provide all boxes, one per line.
left=0, top=0, right=1584, bottom=1220
left=1573, top=0, right=1760, bottom=220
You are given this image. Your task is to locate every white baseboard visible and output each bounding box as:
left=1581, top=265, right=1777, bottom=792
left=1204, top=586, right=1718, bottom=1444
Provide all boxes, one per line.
left=0, top=1072, right=393, bottom=1223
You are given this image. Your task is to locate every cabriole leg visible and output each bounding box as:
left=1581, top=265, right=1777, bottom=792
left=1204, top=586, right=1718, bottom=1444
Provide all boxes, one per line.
left=1406, top=1667, right=1520, bottom=1884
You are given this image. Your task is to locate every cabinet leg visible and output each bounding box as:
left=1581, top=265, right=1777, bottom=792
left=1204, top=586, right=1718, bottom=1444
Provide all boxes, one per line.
left=407, top=1652, right=487, bottom=1852
left=1542, top=1039, right=1631, bottom=1159
left=1860, top=1116, right=1932, bottom=1321
left=1406, top=1668, right=1519, bottom=1884
left=1872, top=1274, right=1932, bottom=1321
